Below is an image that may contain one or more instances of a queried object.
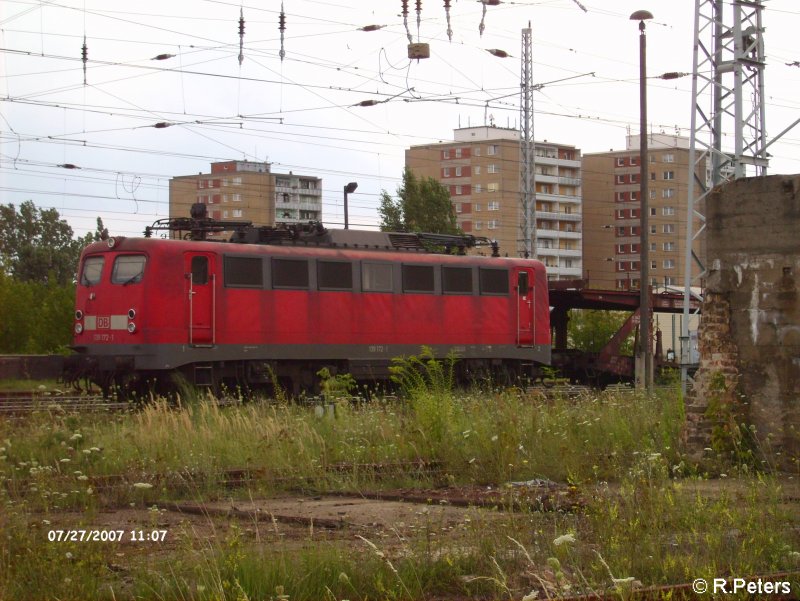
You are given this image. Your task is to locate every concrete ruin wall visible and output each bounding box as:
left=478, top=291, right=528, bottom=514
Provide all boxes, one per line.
left=685, top=175, right=800, bottom=465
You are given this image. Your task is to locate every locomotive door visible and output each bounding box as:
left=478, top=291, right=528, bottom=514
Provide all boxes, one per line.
left=515, top=268, right=534, bottom=347
left=185, top=253, right=216, bottom=346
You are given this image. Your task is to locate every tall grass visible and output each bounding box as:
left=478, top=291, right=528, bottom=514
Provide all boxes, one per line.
left=1, top=366, right=798, bottom=601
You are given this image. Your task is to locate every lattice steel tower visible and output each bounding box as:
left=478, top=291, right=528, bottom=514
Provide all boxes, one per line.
left=682, top=0, right=768, bottom=386
left=518, top=23, right=535, bottom=259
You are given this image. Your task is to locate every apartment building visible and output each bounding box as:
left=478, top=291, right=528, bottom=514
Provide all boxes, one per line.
left=405, top=126, right=583, bottom=280
left=582, top=134, right=704, bottom=292
left=169, top=161, right=322, bottom=234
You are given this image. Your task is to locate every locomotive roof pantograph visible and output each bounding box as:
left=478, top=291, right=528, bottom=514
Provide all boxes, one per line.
left=146, top=203, right=500, bottom=257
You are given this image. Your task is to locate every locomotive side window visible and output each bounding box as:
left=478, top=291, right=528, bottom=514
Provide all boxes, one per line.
left=80, top=256, right=104, bottom=286
left=272, top=258, right=309, bottom=289
left=191, top=256, right=209, bottom=285
left=318, top=261, right=352, bottom=291
left=224, top=256, right=263, bottom=288
left=111, top=255, right=146, bottom=285
left=362, top=262, right=393, bottom=292
left=402, top=264, right=435, bottom=293
left=442, top=266, right=473, bottom=294
left=479, top=268, right=509, bottom=295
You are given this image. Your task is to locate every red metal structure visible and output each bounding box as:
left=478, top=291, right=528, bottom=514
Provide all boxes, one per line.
left=64, top=207, right=550, bottom=396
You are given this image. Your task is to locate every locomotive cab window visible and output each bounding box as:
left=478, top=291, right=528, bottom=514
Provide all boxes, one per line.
left=479, top=268, right=509, bottom=295
left=111, top=255, right=146, bottom=285
left=442, top=266, right=473, bottom=294
left=272, top=258, right=309, bottom=289
left=318, top=261, right=352, bottom=291
left=224, top=256, right=263, bottom=288
left=362, top=262, right=393, bottom=293
left=191, top=256, right=209, bottom=285
left=517, top=271, right=529, bottom=296
left=80, top=256, right=104, bottom=286
left=402, top=264, right=435, bottom=294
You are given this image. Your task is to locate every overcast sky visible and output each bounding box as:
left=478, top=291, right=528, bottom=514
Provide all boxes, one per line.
left=1, top=0, right=798, bottom=237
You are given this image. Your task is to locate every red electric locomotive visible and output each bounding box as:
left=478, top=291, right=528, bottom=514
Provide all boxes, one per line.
left=65, top=206, right=550, bottom=396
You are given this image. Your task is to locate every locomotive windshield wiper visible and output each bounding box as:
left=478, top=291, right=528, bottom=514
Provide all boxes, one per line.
left=121, top=272, right=143, bottom=286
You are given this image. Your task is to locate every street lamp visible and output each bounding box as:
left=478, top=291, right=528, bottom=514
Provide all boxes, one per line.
left=343, top=182, right=358, bottom=229
left=631, top=9, right=653, bottom=390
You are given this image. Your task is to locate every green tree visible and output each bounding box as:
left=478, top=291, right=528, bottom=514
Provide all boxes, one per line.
left=378, top=167, right=460, bottom=234
left=567, top=309, right=634, bottom=354
left=0, top=201, right=90, bottom=285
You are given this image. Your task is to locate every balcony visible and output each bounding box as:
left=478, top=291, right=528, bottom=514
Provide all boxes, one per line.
left=536, top=228, right=582, bottom=239
left=537, top=247, right=582, bottom=258
left=536, top=210, right=581, bottom=221
left=535, top=155, right=582, bottom=169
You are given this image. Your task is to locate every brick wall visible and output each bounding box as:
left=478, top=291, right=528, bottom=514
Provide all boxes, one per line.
left=685, top=175, right=800, bottom=465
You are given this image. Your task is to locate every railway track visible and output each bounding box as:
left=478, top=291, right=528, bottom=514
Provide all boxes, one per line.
left=0, top=391, right=129, bottom=414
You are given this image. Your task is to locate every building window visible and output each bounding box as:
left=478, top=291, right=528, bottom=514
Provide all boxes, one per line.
left=473, top=184, right=482, bottom=194
left=616, top=175, right=625, bottom=184
left=488, top=164, right=499, bottom=174
left=198, top=180, right=205, bottom=189
left=617, top=261, right=625, bottom=272
left=650, top=225, right=657, bottom=234
left=487, top=183, right=498, bottom=193
left=487, top=144, right=498, bottom=156
left=455, top=148, right=462, bottom=158
left=443, top=167, right=450, bottom=177
left=649, top=189, right=656, bottom=199
left=662, top=206, right=675, bottom=216
left=663, top=241, right=675, bottom=251
left=663, top=224, right=675, bottom=234
left=487, top=220, right=498, bottom=229
left=662, top=153, right=675, bottom=163
left=663, top=170, right=675, bottom=180
left=631, top=191, right=638, bottom=201
left=488, top=201, right=499, bottom=211
left=617, top=244, right=626, bottom=253
left=474, top=203, right=481, bottom=212
left=616, top=209, right=625, bottom=219
left=616, top=157, right=625, bottom=167
left=664, top=276, right=677, bottom=285
left=276, top=177, right=290, bottom=187
left=442, top=149, right=450, bottom=159
left=455, top=203, right=462, bottom=213
left=663, top=259, right=675, bottom=269
left=473, top=165, right=481, bottom=175
left=616, top=192, right=626, bottom=202
left=651, top=260, right=657, bottom=269
left=650, top=207, right=656, bottom=216
left=455, top=166, right=463, bottom=177
left=663, top=188, right=676, bottom=199
left=232, top=209, right=243, bottom=217
left=474, top=221, right=483, bottom=230
left=232, top=194, right=242, bottom=202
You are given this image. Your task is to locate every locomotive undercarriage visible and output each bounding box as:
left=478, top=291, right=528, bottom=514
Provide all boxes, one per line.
left=65, top=352, right=542, bottom=400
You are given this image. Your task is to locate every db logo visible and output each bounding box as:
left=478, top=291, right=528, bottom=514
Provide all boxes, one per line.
left=97, top=316, right=111, bottom=329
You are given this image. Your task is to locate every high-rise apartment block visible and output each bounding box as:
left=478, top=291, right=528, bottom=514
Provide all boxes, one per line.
left=582, top=134, right=704, bottom=291
left=406, top=126, right=582, bottom=280
left=169, top=161, right=322, bottom=233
